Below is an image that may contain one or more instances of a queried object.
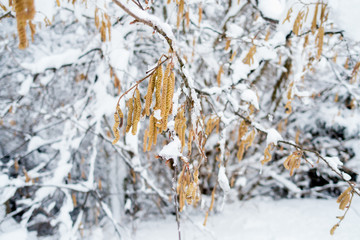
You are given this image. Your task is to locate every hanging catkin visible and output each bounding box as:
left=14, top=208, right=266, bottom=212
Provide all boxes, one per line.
left=112, top=105, right=123, bottom=145
left=29, top=20, right=36, bottom=42
left=147, top=114, right=156, bottom=151
left=14, top=0, right=36, bottom=49
left=17, top=19, right=28, bottom=49
left=160, top=63, right=171, bottom=131
left=131, top=88, right=141, bottom=135
left=166, top=71, right=175, bottom=115
left=144, top=70, right=156, bottom=116
left=155, top=65, right=163, bottom=109
left=126, top=98, right=134, bottom=133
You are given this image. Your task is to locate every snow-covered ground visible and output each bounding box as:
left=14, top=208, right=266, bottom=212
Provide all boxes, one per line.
left=133, top=198, right=360, bottom=240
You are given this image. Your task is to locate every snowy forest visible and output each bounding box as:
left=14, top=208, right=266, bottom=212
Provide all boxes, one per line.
left=0, top=0, right=360, bottom=239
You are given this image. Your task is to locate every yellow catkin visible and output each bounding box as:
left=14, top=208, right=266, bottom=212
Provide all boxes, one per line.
left=72, top=193, right=77, bottom=207
left=283, top=150, right=302, bottom=176
left=229, top=51, right=236, bottom=62
left=0, top=2, right=7, bottom=10
left=147, top=115, right=155, bottom=151
left=29, top=20, right=36, bottom=42
left=293, top=10, right=304, bottom=36
left=23, top=168, right=30, bottom=182
left=155, top=65, right=163, bottom=109
left=282, top=7, right=292, bottom=24
left=126, top=98, right=134, bottom=133
left=285, top=100, right=292, bottom=114
left=14, top=160, right=19, bottom=172
left=175, top=106, right=186, bottom=151
left=287, top=82, right=294, bottom=100
left=337, top=187, right=352, bottom=210
left=344, top=58, right=349, bottom=69
left=206, top=117, right=219, bottom=136
left=244, top=129, right=255, bottom=151
left=105, top=13, right=111, bottom=41
left=225, top=38, right=231, bottom=50
left=56, top=0, right=60, bottom=7
left=95, top=8, right=100, bottom=28
left=205, top=118, right=212, bottom=136
left=320, top=3, right=326, bottom=23
left=303, top=34, right=309, bottom=49
left=98, top=178, right=102, bottom=190
left=242, top=45, right=256, bottom=65
left=261, top=144, right=273, bottom=165
left=177, top=166, right=185, bottom=194
left=114, top=74, right=121, bottom=94
left=330, top=224, right=339, bottom=235
left=177, top=0, right=184, bottom=28
left=217, top=65, right=223, bottom=87
left=17, top=19, right=28, bottom=49
left=161, top=64, right=171, bottom=131
left=112, top=105, right=123, bottom=144
left=167, top=71, right=175, bottom=115
left=131, top=89, right=141, bottom=135
left=100, top=21, right=106, bottom=42
left=265, top=28, right=271, bottom=41
left=144, top=71, right=156, bottom=116
left=203, top=184, right=216, bottom=226
left=350, top=62, right=360, bottom=84
left=339, top=194, right=350, bottom=210
left=295, top=129, right=300, bottom=144
left=316, top=26, right=324, bottom=59
left=112, top=113, right=120, bottom=144
left=237, top=141, right=245, bottom=161
left=198, top=3, right=202, bottom=25
left=185, top=9, right=190, bottom=28
left=15, top=0, right=36, bottom=49
left=186, top=182, right=194, bottom=204
left=237, top=121, right=247, bottom=144
left=117, top=105, right=124, bottom=119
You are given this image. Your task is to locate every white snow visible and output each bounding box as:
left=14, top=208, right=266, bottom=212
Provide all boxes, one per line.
left=22, top=49, right=82, bottom=74
left=0, top=174, right=18, bottom=205
left=133, top=197, right=360, bottom=240
left=329, top=0, right=360, bottom=40
left=0, top=218, right=28, bottom=240
left=324, top=157, right=343, bottom=175
left=153, top=109, right=162, bottom=120
left=18, top=77, right=32, bottom=96
left=240, top=89, right=259, bottom=110
left=158, top=136, right=182, bottom=163
left=27, top=136, right=47, bottom=153
left=266, top=128, right=283, bottom=145
left=218, top=166, right=230, bottom=193
left=258, top=0, right=285, bottom=21
left=342, top=172, right=351, bottom=181
left=34, top=0, right=55, bottom=21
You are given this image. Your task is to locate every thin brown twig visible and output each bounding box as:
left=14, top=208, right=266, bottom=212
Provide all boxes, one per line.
left=173, top=166, right=181, bottom=240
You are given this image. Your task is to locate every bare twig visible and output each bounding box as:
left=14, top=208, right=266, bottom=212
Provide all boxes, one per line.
left=173, top=166, right=181, bottom=240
